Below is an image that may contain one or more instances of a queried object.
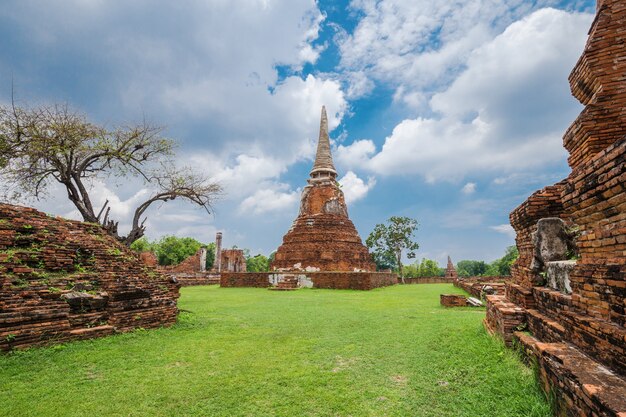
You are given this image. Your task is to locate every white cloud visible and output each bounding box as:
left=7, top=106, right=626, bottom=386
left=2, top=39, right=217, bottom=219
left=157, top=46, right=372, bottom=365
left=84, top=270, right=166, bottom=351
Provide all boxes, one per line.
left=339, top=8, right=592, bottom=181
left=490, top=224, right=516, bottom=238
left=461, top=182, right=476, bottom=195
left=338, top=171, right=376, bottom=204
left=239, top=187, right=299, bottom=215
left=338, top=0, right=559, bottom=102
left=336, top=139, right=376, bottom=169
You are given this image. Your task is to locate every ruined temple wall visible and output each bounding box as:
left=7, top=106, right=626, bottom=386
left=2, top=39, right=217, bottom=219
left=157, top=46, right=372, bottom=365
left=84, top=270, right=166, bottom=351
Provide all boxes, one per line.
left=485, top=2, right=626, bottom=413
left=509, top=182, right=568, bottom=289
left=0, top=204, right=180, bottom=351
left=221, top=271, right=396, bottom=291
left=220, top=249, right=246, bottom=273
left=403, top=277, right=455, bottom=284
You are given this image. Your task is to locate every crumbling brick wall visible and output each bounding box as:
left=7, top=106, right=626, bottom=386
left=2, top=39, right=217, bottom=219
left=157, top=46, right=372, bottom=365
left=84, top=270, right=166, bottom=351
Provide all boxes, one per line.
left=440, top=294, right=468, bottom=307
left=403, top=277, right=455, bottom=284
left=220, top=249, right=246, bottom=273
left=220, top=271, right=397, bottom=290
left=0, top=204, right=180, bottom=351
left=454, top=276, right=508, bottom=298
left=485, top=2, right=626, bottom=414
left=139, top=251, right=158, bottom=267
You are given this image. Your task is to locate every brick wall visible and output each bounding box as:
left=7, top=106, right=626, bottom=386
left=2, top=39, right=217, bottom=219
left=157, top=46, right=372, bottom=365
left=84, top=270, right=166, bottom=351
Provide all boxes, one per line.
left=220, top=272, right=271, bottom=288
left=220, top=271, right=397, bottom=290
left=454, top=276, right=508, bottom=298
left=403, top=277, right=455, bottom=284
left=440, top=294, right=467, bottom=307
left=0, top=204, right=180, bottom=351
left=485, top=2, right=626, bottom=414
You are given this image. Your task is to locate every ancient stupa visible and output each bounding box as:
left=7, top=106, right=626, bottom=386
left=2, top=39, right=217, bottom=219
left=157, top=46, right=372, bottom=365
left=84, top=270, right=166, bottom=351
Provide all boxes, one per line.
left=445, top=256, right=458, bottom=280
left=271, top=106, right=375, bottom=272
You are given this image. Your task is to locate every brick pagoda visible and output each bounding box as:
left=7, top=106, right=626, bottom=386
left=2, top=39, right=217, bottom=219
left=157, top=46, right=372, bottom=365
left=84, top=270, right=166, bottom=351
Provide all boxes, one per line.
left=271, top=106, right=375, bottom=272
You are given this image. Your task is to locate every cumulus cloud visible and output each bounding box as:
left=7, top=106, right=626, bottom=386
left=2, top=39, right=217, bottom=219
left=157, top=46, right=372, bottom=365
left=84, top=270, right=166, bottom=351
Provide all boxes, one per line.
left=336, top=139, right=376, bottom=168
left=239, top=187, right=299, bottom=215
left=338, top=171, right=376, bottom=204
left=461, top=183, right=476, bottom=195
left=339, top=8, right=592, bottom=181
left=490, top=224, right=516, bottom=238
left=338, top=0, right=559, bottom=104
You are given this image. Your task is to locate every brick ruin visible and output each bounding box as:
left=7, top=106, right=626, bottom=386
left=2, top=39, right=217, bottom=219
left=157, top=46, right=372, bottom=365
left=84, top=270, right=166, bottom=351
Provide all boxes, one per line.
left=220, top=271, right=397, bottom=291
left=485, top=1, right=626, bottom=414
left=444, top=256, right=458, bottom=280
left=0, top=204, right=180, bottom=351
left=138, top=232, right=247, bottom=286
left=220, top=249, right=247, bottom=273
left=224, top=106, right=395, bottom=290
left=271, top=106, right=377, bottom=273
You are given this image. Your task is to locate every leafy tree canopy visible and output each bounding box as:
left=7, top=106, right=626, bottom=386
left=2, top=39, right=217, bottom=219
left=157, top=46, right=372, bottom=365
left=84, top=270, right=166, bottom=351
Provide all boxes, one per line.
left=246, top=254, right=270, bottom=272
left=457, top=245, right=519, bottom=277
left=366, top=216, right=419, bottom=281
left=131, top=235, right=213, bottom=267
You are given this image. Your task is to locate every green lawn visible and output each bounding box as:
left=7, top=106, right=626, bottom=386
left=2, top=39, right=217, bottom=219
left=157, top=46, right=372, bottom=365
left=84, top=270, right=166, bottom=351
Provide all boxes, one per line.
left=1, top=284, right=550, bottom=417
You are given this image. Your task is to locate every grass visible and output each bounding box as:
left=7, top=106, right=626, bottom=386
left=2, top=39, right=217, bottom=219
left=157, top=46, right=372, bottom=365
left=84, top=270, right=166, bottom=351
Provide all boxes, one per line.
left=0, top=284, right=550, bottom=416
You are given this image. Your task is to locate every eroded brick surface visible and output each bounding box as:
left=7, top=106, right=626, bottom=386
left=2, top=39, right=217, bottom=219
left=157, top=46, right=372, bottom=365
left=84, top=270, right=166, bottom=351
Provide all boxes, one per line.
left=0, top=204, right=180, bottom=351
left=487, top=2, right=626, bottom=414
left=270, top=106, right=378, bottom=278
left=221, top=271, right=397, bottom=290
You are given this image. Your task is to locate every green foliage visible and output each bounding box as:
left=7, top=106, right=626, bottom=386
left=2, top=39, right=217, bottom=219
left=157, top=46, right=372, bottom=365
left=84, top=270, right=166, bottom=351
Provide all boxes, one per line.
left=153, top=236, right=203, bottom=266
left=366, top=216, right=419, bottom=277
left=456, top=260, right=488, bottom=277
left=485, top=245, right=519, bottom=276
left=0, top=285, right=551, bottom=416
left=457, top=246, right=519, bottom=277
left=404, top=258, right=444, bottom=277
left=131, top=236, right=216, bottom=268
left=130, top=237, right=155, bottom=253
left=246, top=254, right=270, bottom=272
left=204, top=242, right=216, bottom=270
left=370, top=250, right=397, bottom=271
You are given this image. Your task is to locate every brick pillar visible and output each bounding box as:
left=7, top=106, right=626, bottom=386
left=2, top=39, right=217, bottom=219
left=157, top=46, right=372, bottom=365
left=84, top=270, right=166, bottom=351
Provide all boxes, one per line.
left=215, top=232, right=222, bottom=272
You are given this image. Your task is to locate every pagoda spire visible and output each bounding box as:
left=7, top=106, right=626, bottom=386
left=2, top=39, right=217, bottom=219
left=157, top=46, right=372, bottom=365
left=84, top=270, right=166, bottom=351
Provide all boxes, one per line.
left=310, top=106, right=337, bottom=179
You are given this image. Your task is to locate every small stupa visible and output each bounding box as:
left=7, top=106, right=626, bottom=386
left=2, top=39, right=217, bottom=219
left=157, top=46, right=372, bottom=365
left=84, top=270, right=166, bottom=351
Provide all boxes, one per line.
left=271, top=106, right=375, bottom=272
left=445, top=256, right=458, bottom=279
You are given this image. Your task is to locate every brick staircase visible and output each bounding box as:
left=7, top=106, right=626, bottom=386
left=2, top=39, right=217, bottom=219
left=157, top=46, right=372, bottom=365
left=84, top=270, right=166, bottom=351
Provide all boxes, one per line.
left=515, top=332, right=626, bottom=416
left=269, top=276, right=299, bottom=291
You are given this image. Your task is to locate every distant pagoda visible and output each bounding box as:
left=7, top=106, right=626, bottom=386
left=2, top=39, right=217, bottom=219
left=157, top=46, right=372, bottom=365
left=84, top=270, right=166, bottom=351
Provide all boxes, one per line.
left=271, top=106, right=375, bottom=272
left=445, top=256, right=458, bottom=279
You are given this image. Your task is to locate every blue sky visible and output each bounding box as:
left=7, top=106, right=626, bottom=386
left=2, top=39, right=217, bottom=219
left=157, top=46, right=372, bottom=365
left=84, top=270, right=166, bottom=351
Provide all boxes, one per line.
left=0, top=0, right=596, bottom=265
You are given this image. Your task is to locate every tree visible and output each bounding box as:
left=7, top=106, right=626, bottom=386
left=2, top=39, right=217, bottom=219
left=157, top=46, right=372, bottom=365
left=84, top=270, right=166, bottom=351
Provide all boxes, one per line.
left=246, top=254, right=269, bottom=272
left=152, top=236, right=203, bottom=266
left=205, top=242, right=216, bottom=270
left=485, top=245, right=518, bottom=276
left=129, top=237, right=154, bottom=253
left=417, top=258, right=443, bottom=277
left=404, top=258, right=444, bottom=278
left=366, top=216, right=419, bottom=282
left=456, top=260, right=488, bottom=277
left=0, top=102, right=222, bottom=245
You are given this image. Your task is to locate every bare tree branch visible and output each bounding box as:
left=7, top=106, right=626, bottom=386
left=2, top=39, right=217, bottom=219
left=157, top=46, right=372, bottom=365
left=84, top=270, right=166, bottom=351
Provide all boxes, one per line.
left=0, top=102, right=222, bottom=245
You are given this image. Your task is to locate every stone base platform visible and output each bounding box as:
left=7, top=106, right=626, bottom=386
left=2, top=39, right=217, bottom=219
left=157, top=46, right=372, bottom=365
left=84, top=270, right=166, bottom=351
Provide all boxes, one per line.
left=221, top=271, right=397, bottom=291
left=515, top=332, right=626, bottom=416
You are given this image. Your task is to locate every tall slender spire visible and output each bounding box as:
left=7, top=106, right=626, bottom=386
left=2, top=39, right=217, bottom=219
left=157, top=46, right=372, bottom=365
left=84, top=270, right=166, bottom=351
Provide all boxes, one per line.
left=310, top=106, right=337, bottom=179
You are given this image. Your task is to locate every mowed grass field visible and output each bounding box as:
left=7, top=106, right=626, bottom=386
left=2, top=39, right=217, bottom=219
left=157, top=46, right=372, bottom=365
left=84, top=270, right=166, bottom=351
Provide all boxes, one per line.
left=1, top=284, right=550, bottom=417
